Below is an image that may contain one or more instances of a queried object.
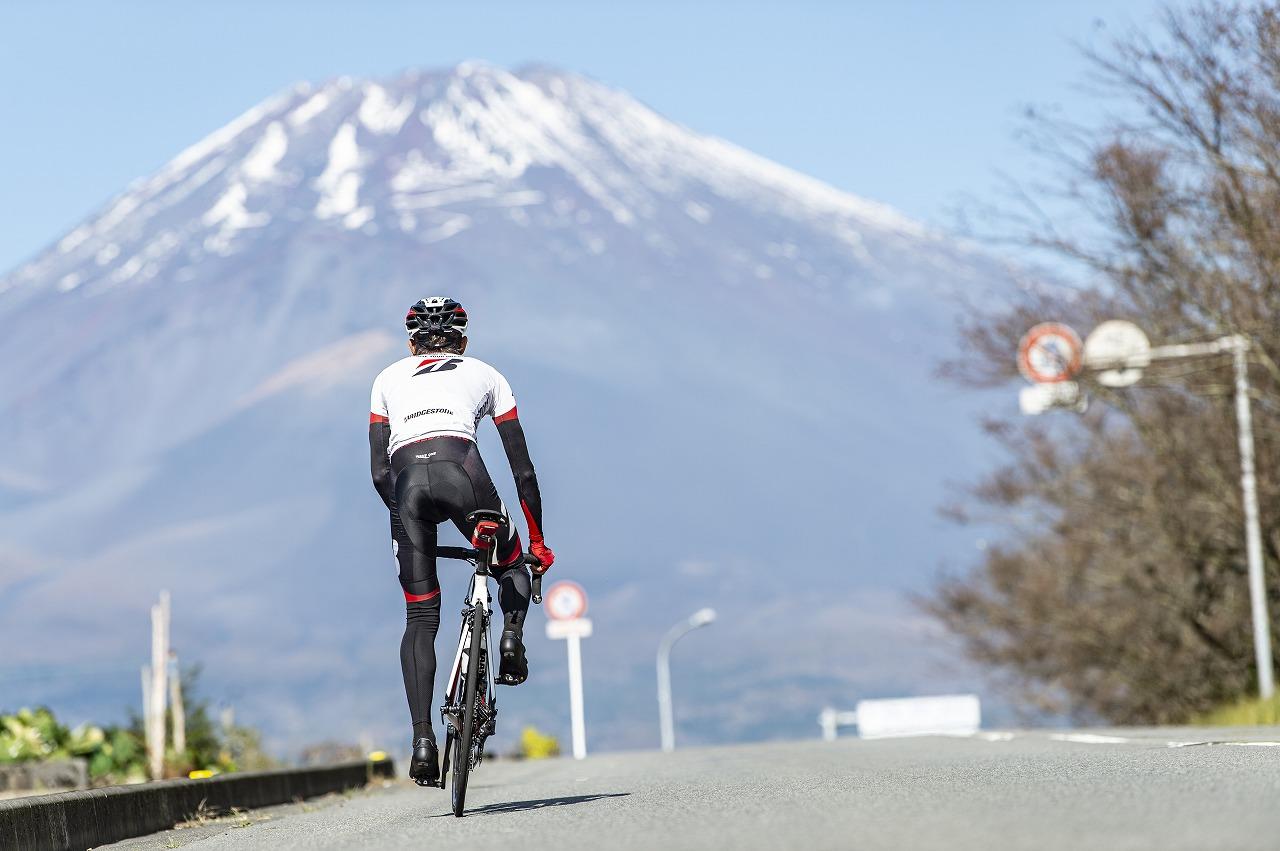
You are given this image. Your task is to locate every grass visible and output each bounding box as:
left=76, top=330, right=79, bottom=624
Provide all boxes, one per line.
left=1192, top=693, right=1280, bottom=726
left=173, top=800, right=270, bottom=831
left=175, top=799, right=217, bottom=829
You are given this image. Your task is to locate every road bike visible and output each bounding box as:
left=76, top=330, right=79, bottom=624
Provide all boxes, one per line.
left=426, top=509, right=543, bottom=817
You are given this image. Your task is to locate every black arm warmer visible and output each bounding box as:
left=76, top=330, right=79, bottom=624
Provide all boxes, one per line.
left=496, top=417, right=544, bottom=539
left=369, top=421, right=394, bottom=510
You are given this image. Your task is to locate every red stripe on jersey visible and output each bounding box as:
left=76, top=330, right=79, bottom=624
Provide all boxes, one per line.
left=417, top=358, right=443, bottom=368
left=404, top=589, right=440, bottom=603
left=370, top=412, right=389, bottom=424
left=494, top=406, right=519, bottom=424
left=521, top=499, right=542, bottom=540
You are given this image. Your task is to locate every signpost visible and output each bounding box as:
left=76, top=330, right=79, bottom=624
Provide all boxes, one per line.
left=544, top=581, right=590, bottom=760
left=1017, top=322, right=1275, bottom=699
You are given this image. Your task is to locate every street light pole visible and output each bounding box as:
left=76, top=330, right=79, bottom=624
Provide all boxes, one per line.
left=657, top=608, right=716, bottom=753
left=1230, top=335, right=1275, bottom=699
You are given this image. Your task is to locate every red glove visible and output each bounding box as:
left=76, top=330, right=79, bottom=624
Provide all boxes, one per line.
left=529, top=539, right=555, bottom=574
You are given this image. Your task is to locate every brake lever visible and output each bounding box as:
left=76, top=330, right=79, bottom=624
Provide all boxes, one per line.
left=532, top=574, right=543, bottom=605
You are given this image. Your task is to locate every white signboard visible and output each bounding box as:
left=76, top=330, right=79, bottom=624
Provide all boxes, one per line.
left=854, top=694, right=981, bottom=739
left=545, top=617, right=593, bottom=639
left=1019, top=381, right=1087, bottom=415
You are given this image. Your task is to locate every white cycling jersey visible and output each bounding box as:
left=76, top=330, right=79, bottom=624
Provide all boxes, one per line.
left=370, top=354, right=518, bottom=455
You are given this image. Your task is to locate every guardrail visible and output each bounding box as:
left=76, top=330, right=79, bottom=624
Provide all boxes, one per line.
left=0, top=757, right=394, bottom=851
left=820, top=695, right=982, bottom=740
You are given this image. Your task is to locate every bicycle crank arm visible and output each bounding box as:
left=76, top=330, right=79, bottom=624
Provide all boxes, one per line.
left=438, top=730, right=453, bottom=786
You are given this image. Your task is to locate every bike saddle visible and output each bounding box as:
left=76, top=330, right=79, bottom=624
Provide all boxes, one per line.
left=466, top=509, right=507, bottom=528
left=468, top=509, right=507, bottom=550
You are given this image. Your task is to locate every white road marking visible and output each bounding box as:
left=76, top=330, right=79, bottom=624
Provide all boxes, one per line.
left=1165, top=740, right=1280, bottom=748
left=1049, top=733, right=1133, bottom=745
left=967, top=731, right=1280, bottom=749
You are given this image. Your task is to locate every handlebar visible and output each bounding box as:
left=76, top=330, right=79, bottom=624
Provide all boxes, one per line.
left=434, top=546, right=542, bottom=565
left=433, top=546, right=546, bottom=604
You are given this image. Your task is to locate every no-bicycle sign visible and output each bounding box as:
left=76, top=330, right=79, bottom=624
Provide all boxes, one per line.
left=1017, top=323, right=1083, bottom=384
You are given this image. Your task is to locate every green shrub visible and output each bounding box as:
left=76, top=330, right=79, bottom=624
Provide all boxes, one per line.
left=2, top=667, right=274, bottom=783
left=0, top=707, right=76, bottom=762
left=1192, top=694, right=1280, bottom=726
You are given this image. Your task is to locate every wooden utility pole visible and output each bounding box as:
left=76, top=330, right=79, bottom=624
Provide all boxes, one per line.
left=169, top=652, right=185, bottom=756
left=140, top=664, right=152, bottom=762
left=147, top=591, right=170, bottom=780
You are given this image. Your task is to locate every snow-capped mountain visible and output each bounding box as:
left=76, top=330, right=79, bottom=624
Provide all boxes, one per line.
left=0, top=63, right=1009, bottom=752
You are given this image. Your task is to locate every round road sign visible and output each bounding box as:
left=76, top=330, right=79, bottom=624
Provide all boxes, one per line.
left=1084, top=320, right=1150, bottom=387
left=544, top=581, right=588, bottom=621
left=1017, top=322, right=1083, bottom=384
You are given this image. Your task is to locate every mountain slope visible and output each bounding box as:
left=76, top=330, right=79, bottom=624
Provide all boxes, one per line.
left=0, top=63, right=1008, bottom=752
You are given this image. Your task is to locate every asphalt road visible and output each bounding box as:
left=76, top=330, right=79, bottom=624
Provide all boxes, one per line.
left=105, top=728, right=1280, bottom=851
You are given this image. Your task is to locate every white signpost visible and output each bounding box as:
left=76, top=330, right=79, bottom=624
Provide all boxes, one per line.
left=1017, top=320, right=1276, bottom=700
left=544, top=581, right=590, bottom=760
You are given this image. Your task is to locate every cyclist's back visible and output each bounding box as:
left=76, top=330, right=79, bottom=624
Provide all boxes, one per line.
left=368, top=297, right=555, bottom=786
left=371, top=352, right=519, bottom=451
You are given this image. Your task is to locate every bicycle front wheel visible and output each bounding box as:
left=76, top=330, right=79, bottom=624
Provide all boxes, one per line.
left=451, top=609, right=485, bottom=817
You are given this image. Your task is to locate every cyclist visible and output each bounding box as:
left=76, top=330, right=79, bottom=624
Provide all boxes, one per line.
left=369, top=297, right=555, bottom=786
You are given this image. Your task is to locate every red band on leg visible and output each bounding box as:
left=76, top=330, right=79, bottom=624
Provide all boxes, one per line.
left=498, top=532, right=524, bottom=567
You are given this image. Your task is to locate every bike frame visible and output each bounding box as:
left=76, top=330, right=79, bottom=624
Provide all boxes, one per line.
left=432, top=524, right=542, bottom=813
left=441, top=561, right=496, bottom=737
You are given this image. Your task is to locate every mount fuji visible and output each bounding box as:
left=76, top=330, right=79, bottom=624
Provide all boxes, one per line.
left=0, top=63, right=1012, bottom=753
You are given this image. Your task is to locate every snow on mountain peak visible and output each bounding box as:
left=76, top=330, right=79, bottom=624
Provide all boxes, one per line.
left=2, top=63, right=939, bottom=301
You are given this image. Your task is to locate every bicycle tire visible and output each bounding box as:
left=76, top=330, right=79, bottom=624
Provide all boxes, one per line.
left=451, top=608, right=485, bottom=817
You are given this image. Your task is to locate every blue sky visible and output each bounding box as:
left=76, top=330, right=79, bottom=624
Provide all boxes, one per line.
left=0, top=0, right=1167, bottom=274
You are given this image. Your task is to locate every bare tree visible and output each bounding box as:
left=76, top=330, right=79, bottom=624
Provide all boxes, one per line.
left=929, top=1, right=1280, bottom=723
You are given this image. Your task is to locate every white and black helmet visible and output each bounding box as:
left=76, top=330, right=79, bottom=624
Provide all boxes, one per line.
left=405, top=296, right=469, bottom=340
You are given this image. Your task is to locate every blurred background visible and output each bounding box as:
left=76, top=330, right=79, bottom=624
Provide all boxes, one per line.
left=5, top=0, right=1277, bottom=784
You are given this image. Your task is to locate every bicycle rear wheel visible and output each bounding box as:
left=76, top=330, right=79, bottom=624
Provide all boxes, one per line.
left=451, top=609, right=485, bottom=817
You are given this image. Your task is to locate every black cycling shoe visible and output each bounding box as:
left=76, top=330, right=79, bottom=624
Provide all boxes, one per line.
left=498, top=630, right=528, bottom=685
left=408, top=737, right=439, bottom=786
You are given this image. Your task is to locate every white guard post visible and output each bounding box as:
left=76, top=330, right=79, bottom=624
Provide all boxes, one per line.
left=818, top=707, right=860, bottom=742
left=543, top=581, right=591, bottom=759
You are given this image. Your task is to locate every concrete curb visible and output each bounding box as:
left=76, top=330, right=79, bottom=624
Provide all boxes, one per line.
left=0, top=758, right=394, bottom=851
